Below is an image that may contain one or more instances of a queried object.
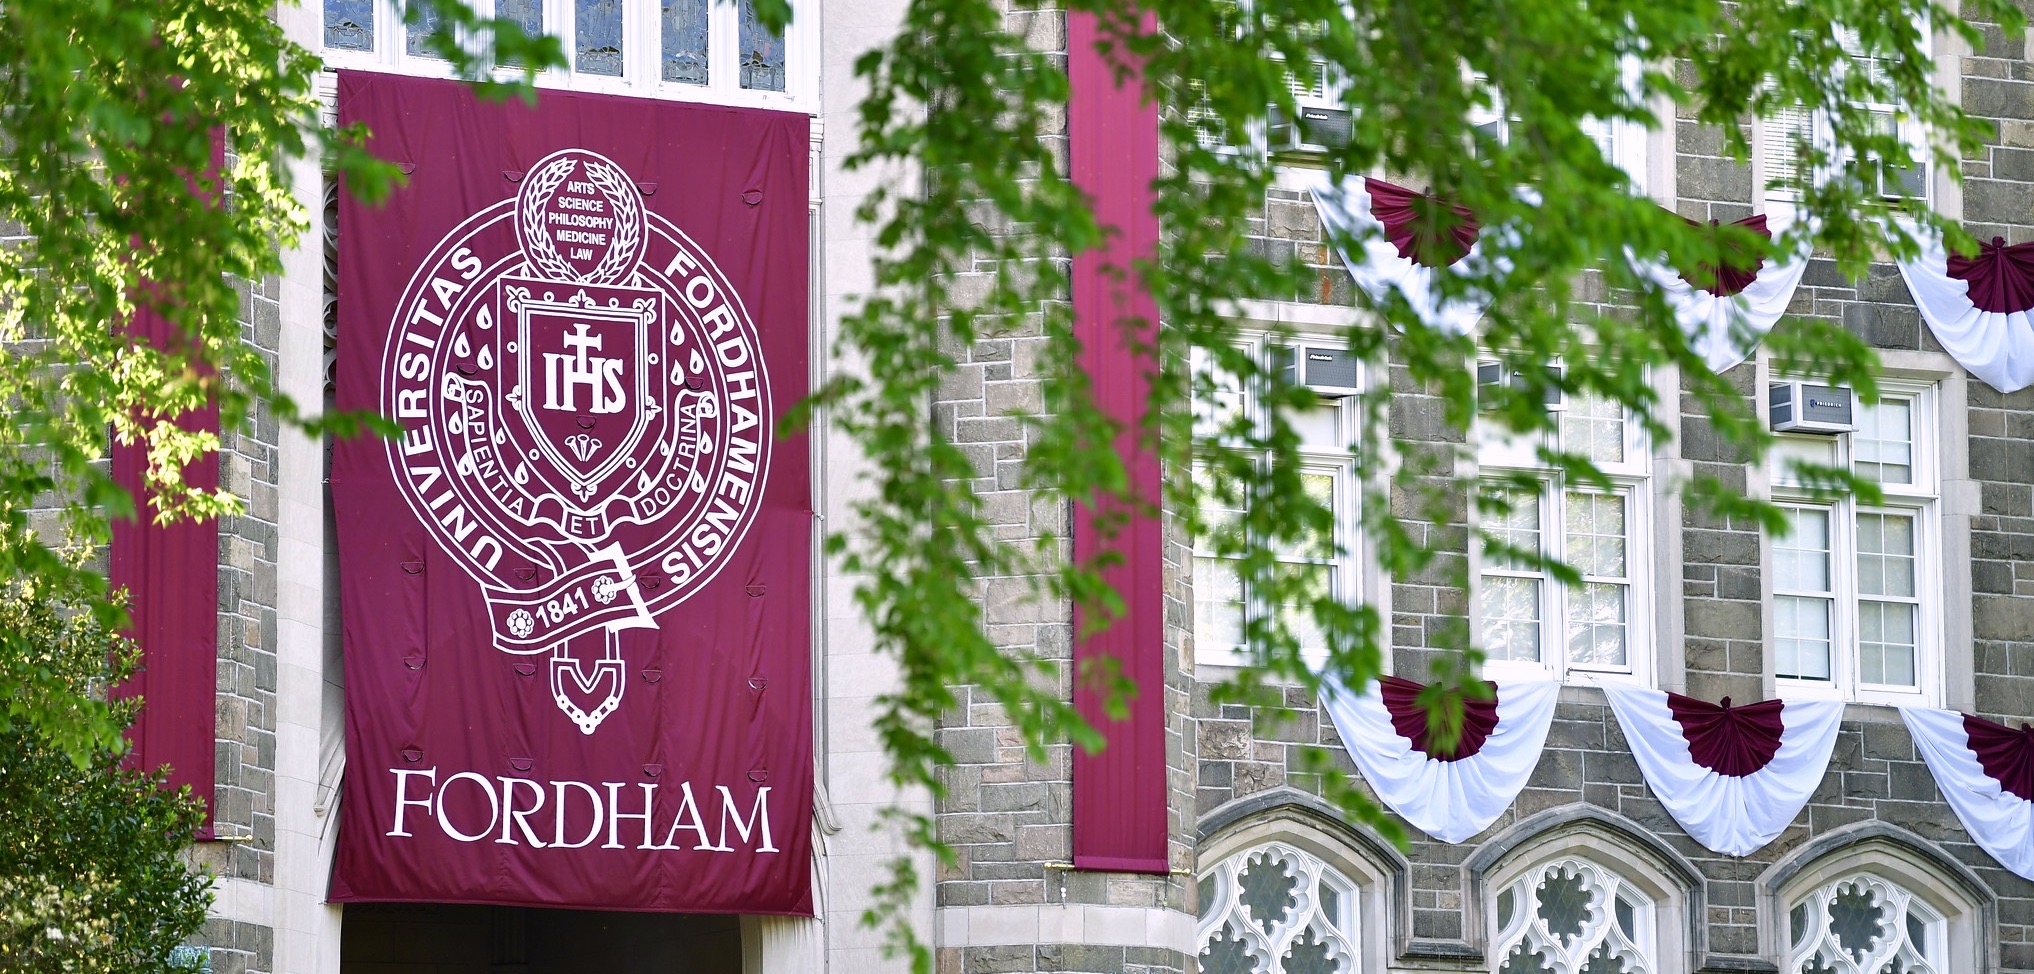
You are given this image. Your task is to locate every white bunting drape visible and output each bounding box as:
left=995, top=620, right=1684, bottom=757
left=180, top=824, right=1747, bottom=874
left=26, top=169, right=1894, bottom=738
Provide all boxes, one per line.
left=1892, top=231, right=2034, bottom=394
left=1308, top=173, right=1495, bottom=337
left=1602, top=686, right=1843, bottom=857
left=1317, top=677, right=1559, bottom=844
left=1631, top=215, right=1813, bottom=373
left=1901, top=707, right=2034, bottom=882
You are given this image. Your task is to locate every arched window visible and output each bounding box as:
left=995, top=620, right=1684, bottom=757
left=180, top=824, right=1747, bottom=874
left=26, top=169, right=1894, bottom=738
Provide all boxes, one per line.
left=1759, top=824, right=1994, bottom=973
left=1785, top=874, right=1944, bottom=974
left=1491, top=858, right=1657, bottom=974
left=1196, top=842, right=1361, bottom=974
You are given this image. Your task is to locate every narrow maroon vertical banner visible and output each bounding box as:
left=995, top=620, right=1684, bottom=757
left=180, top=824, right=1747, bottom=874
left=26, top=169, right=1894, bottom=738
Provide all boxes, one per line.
left=110, top=131, right=227, bottom=832
left=1069, top=10, right=1167, bottom=874
left=110, top=307, right=222, bottom=834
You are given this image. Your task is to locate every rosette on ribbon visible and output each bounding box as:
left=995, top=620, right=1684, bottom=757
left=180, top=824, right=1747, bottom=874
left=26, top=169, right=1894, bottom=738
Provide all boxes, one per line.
left=1893, top=231, right=2034, bottom=393
left=1902, top=707, right=2034, bottom=881
left=1631, top=213, right=1813, bottom=372
left=1318, top=675, right=1559, bottom=843
left=1601, top=686, right=1843, bottom=856
left=1309, top=174, right=1495, bottom=336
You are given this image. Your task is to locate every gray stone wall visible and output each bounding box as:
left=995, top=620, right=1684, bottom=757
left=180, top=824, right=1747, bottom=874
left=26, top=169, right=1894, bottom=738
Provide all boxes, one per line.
left=1958, top=1, right=2034, bottom=728
left=188, top=271, right=284, bottom=974
left=1184, top=41, right=2034, bottom=974
left=930, top=5, right=1199, bottom=971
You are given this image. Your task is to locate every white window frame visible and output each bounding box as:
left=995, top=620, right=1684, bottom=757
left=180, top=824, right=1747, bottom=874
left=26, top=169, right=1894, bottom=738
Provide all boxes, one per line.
left=1769, top=381, right=1942, bottom=707
left=1187, top=54, right=1349, bottom=158
left=1190, top=334, right=1362, bottom=669
left=1474, top=370, right=1655, bottom=687
left=1757, top=18, right=1932, bottom=216
left=1469, top=56, right=1651, bottom=194
left=319, top=0, right=817, bottom=113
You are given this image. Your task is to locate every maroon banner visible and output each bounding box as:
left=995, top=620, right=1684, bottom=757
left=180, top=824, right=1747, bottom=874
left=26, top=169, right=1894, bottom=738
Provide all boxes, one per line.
left=1068, top=13, right=1168, bottom=874
left=111, top=312, right=221, bottom=834
left=330, top=72, right=812, bottom=914
left=112, top=127, right=228, bottom=833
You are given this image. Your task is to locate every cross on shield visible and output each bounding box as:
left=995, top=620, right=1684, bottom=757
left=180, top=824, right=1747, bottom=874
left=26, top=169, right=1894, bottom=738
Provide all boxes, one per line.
left=504, top=279, right=661, bottom=504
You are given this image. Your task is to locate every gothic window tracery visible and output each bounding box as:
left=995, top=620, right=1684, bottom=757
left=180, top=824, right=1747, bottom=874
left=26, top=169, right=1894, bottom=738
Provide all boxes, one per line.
left=1492, top=858, right=1656, bottom=974
left=1196, top=842, right=1360, bottom=974
left=1786, top=875, right=1943, bottom=974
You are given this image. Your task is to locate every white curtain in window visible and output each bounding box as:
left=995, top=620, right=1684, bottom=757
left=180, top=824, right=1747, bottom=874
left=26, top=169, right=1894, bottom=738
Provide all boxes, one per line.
left=1307, top=173, right=1497, bottom=337
left=1603, top=685, right=1843, bottom=856
left=1891, top=229, right=2034, bottom=394
left=1629, top=215, right=1814, bottom=373
left=1316, top=676, right=1559, bottom=843
left=1901, top=706, right=2034, bottom=881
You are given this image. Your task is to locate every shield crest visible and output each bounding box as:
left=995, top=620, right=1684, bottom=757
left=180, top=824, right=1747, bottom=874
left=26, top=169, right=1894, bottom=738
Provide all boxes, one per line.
left=504, top=278, right=661, bottom=503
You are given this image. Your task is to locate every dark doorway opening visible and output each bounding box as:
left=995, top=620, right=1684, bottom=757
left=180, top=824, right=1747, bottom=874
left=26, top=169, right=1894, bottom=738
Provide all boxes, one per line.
left=340, top=902, right=743, bottom=974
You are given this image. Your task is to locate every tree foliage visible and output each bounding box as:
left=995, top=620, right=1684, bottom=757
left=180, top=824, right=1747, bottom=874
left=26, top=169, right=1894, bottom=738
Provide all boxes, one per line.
left=828, top=0, right=2019, bottom=965
left=0, top=0, right=558, bottom=759
left=0, top=0, right=2022, bottom=970
left=0, top=592, right=210, bottom=973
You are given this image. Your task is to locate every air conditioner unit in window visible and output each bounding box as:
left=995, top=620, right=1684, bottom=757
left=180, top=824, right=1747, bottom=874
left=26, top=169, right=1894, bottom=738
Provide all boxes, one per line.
left=1476, top=362, right=1566, bottom=411
left=1277, top=345, right=1361, bottom=398
left=1770, top=381, right=1855, bottom=433
left=1268, top=58, right=1351, bottom=153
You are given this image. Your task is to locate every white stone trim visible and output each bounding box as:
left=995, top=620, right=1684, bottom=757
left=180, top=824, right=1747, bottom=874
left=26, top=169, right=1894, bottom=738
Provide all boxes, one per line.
left=935, top=904, right=1197, bottom=951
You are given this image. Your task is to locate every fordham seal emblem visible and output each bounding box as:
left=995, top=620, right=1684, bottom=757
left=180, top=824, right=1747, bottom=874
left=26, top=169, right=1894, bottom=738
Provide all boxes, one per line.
left=381, top=148, right=771, bottom=734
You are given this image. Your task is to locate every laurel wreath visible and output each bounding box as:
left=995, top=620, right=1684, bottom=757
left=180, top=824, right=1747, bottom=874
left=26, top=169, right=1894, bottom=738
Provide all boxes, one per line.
left=518, top=155, right=644, bottom=285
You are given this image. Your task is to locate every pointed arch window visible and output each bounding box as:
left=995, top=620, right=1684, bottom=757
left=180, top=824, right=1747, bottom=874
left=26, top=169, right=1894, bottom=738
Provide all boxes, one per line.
left=1786, top=874, right=1945, bottom=974
left=1491, top=858, right=1657, bottom=974
left=1196, top=842, right=1360, bottom=974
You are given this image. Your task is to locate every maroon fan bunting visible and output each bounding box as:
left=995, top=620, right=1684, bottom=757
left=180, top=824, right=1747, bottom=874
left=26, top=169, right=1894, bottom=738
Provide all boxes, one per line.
left=1963, top=714, right=2034, bottom=802
left=1380, top=676, right=1500, bottom=761
left=1665, top=693, right=1785, bottom=777
left=1676, top=215, right=1771, bottom=298
left=1364, top=178, right=1479, bottom=268
left=1946, top=236, right=2034, bottom=315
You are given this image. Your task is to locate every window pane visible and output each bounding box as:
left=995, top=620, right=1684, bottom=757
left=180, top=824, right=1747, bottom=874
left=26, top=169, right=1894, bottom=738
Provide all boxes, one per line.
left=1197, top=924, right=1258, bottom=974
left=1859, top=601, right=1917, bottom=686
left=1192, top=346, right=1250, bottom=443
left=1856, top=399, right=1914, bottom=484
left=1561, top=391, right=1625, bottom=464
left=1194, top=465, right=1245, bottom=548
left=1291, top=472, right=1337, bottom=560
left=1856, top=512, right=1915, bottom=598
left=1281, top=928, right=1342, bottom=974
left=497, top=0, right=544, bottom=65
left=1486, top=489, right=1542, bottom=569
left=1567, top=581, right=1628, bottom=667
left=1272, top=563, right=1334, bottom=657
left=1776, top=508, right=1832, bottom=593
left=576, top=0, right=625, bottom=76
left=661, top=0, right=710, bottom=85
left=406, top=0, right=445, bottom=58
left=1290, top=401, right=1345, bottom=453
left=1565, top=492, right=1626, bottom=578
left=1481, top=576, right=1542, bottom=662
left=1773, top=435, right=1837, bottom=486
left=1195, top=557, right=1246, bottom=655
left=1535, top=868, right=1591, bottom=940
left=739, top=0, right=788, bottom=92
left=1238, top=854, right=1298, bottom=934
left=1186, top=78, right=1227, bottom=148
left=1776, top=595, right=1833, bottom=680
left=1827, top=884, right=1888, bottom=960
left=326, top=0, right=375, bottom=50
